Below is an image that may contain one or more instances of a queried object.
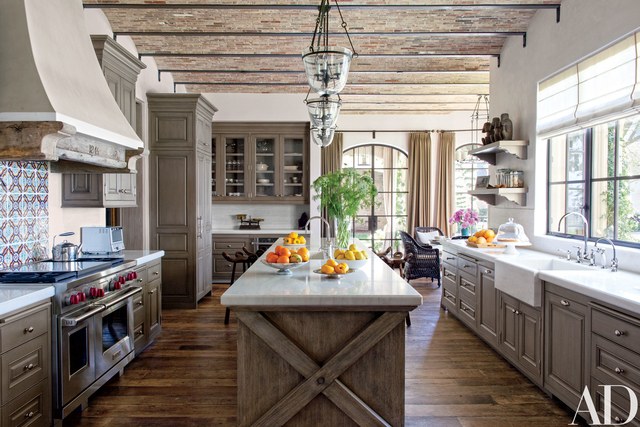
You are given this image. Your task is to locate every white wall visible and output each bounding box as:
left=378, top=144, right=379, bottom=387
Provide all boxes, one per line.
left=490, top=0, right=640, bottom=271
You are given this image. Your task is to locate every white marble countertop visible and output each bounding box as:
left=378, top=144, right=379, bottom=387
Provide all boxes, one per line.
left=212, top=228, right=310, bottom=235
left=123, top=250, right=165, bottom=265
left=442, top=239, right=640, bottom=314
left=221, top=240, right=422, bottom=307
left=0, top=285, right=55, bottom=317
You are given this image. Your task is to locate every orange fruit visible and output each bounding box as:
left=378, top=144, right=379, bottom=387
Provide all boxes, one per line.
left=334, top=263, right=349, bottom=274
left=275, top=245, right=285, bottom=255
left=326, top=258, right=338, bottom=267
left=297, top=247, right=310, bottom=262
left=485, top=229, right=496, bottom=238
left=277, top=247, right=291, bottom=257
left=266, top=252, right=279, bottom=263
left=276, top=255, right=290, bottom=264
left=477, top=236, right=487, bottom=245
left=321, top=264, right=335, bottom=274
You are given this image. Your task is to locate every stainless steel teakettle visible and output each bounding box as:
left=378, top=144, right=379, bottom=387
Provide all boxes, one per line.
left=52, top=232, right=82, bottom=261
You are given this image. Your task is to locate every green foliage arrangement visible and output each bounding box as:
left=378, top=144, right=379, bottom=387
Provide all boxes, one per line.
left=312, top=168, right=378, bottom=248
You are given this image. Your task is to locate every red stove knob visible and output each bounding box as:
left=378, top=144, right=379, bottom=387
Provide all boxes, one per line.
left=90, top=287, right=98, bottom=298
left=132, top=271, right=138, bottom=280
left=69, top=294, right=79, bottom=305
left=114, top=282, right=122, bottom=290
left=78, top=292, right=86, bottom=302
left=98, top=288, right=105, bottom=297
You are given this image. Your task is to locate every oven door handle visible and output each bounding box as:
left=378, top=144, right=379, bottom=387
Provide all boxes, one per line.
left=61, top=305, right=105, bottom=328
left=103, top=287, right=142, bottom=309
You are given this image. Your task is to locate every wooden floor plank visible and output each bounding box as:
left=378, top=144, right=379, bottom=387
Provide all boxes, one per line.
left=64, top=280, right=579, bottom=426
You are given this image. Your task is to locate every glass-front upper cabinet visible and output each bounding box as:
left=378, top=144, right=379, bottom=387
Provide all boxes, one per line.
left=213, top=135, right=249, bottom=200
left=253, top=136, right=278, bottom=198
left=281, top=136, right=306, bottom=202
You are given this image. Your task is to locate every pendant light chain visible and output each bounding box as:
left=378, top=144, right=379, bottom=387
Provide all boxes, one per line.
left=333, top=0, right=357, bottom=58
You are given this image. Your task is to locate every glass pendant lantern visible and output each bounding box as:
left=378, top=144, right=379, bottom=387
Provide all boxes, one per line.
left=306, top=96, right=342, bottom=129
left=302, top=47, right=353, bottom=96
left=311, top=126, right=336, bottom=147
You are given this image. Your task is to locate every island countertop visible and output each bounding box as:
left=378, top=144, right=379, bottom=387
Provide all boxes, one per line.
left=0, top=285, right=54, bottom=317
left=221, top=242, right=422, bottom=307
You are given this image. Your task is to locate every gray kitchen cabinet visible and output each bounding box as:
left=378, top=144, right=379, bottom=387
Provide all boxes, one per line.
left=0, top=302, right=51, bottom=427
left=457, top=254, right=478, bottom=329
left=148, top=94, right=217, bottom=309
left=477, top=262, right=498, bottom=345
left=133, top=259, right=163, bottom=355
left=61, top=35, right=144, bottom=208
left=440, top=250, right=458, bottom=314
left=498, top=291, right=542, bottom=385
left=212, top=123, right=309, bottom=204
left=544, top=283, right=589, bottom=410
left=590, top=304, right=640, bottom=425
left=212, top=235, right=255, bottom=282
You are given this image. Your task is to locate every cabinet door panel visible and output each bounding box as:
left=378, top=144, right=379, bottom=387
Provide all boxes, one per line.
left=519, top=303, right=541, bottom=379
left=499, top=293, right=519, bottom=361
left=478, top=268, right=497, bottom=344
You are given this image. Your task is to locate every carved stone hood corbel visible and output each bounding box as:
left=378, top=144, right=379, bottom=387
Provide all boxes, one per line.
left=0, top=0, right=144, bottom=172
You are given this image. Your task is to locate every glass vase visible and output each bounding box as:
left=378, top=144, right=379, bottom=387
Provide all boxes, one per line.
left=461, top=227, right=470, bottom=237
left=334, top=217, right=352, bottom=249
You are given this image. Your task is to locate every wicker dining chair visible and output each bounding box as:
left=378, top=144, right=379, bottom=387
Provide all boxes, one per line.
left=399, top=231, right=441, bottom=287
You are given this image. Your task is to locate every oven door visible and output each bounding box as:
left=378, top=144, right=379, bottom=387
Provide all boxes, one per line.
left=94, top=287, right=140, bottom=378
left=60, top=305, right=102, bottom=405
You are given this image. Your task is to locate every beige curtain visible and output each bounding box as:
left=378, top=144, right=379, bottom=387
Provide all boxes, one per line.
left=407, top=132, right=432, bottom=235
left=321, top=132, right=343, bottom=175
left=436, top=132, right=456, bottom=236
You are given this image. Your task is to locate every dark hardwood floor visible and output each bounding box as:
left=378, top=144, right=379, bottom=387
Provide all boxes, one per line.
left=64, top=280, right=578, bottom=426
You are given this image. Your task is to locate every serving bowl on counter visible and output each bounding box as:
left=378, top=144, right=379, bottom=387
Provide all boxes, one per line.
left=341, top=258, right=369, bottom=270
left=260, top=259, right=308, bottom=275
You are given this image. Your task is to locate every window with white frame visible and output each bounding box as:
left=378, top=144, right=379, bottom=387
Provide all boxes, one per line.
left=542, top=31, right=640, bottom=247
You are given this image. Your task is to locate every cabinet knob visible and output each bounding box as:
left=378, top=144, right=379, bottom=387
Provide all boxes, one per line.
left=153, top=271, right=160, bottom=276
left=136, top=330, right=144, bottom=336
left=137, top=301, right=144, bottom=306
left=615, top=367, right=624, bottom=374
left=149, top=289, right=156, bottom=295
left=23, top=363, right=35, bottom=371
left=614, top=329, right=625, bottom=337
left=24, top=412, right=35, bottom=419
left=137, top=278, right=143, bottom=283
left=560, top=299, right=570, bottom=306
left=24, top=326, right=34, bottom=334
left=614, top=416, right=622, bottom=423
left=484, top=269, right=492, bottom=274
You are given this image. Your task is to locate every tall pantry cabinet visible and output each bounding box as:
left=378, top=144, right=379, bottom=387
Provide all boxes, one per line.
left=148, top=94, right=217, bottom=309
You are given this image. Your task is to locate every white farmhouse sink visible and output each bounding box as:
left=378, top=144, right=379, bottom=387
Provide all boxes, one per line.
left=495, top=257, right=593, bottom=307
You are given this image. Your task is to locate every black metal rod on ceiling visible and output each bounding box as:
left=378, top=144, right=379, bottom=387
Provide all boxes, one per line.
left=113, top=31, right=526, bottom=37
left=336, top=129, right=482, bottom=133
left=84, top=3, right=560, bottom=11
left=173, top=82, right=489, bottom=86
left=138, top=52, right=499, bottom=58
left=159, top=69, right=489, bottom=74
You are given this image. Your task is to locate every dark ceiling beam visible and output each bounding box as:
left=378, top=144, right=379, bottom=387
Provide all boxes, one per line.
left=159, top=69, right=489, bottom=74
left=139, top=52, right=499, bottom=58
left=84, top=3, right=560, bottom=11
left=114, top=31, right=524, bottom=37
left=174, top=82, right=489, bottom=86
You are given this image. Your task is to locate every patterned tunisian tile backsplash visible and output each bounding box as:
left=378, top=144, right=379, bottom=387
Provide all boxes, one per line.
left=0, top=161, right=49, bottom=270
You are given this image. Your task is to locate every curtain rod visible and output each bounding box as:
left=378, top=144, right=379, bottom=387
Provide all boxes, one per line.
left=337, top=128, right=481, bottom=133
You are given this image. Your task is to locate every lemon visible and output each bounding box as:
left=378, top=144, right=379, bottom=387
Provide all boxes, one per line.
left=289, top=232, right=299, bottom=239
left=299, top=236, right=306, bottom=244
left=348, top=243, right=358, bottom=252
left=345, top=250, right=356, bottom=260
left=334, top=249, right=345, bottom=258
left=360, top=250, right=368, bottom=259
left=354, top=251, right=364, bottom=260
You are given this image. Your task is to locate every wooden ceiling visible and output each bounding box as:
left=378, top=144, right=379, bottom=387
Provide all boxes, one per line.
left=83, top=1, right=562, bottom=115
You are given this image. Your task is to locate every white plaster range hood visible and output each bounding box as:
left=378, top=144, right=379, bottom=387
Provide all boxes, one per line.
left=0, top=0, right=144, bottom=172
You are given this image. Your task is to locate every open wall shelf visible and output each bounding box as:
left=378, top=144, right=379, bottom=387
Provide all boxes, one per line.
left=469, top=140, right=528, bottom=165
left=468, top=187, right=527, bottom=206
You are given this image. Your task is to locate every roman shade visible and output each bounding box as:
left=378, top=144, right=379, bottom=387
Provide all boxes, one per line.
left=537, top=30, right=640, bottom=138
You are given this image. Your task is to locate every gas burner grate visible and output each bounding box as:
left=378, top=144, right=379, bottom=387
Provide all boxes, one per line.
left=0, top=271, right=77, bottom=283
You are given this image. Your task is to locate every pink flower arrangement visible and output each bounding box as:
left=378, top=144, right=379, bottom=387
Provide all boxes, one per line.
left=449, top=208, right=479, bottom=229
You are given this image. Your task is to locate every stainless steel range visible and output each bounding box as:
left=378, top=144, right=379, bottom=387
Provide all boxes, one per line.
left=0, top=258, right=142, bottom=421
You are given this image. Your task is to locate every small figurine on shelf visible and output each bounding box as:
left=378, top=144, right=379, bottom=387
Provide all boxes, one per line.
left=490, top=117, right=502, bottom=143
left=501, top=113, right=513, bottom=140
left=481, top=121, right=493, bottom=145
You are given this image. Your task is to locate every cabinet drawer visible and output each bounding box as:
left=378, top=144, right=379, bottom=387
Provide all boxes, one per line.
left=147, top=262, right=162, bottom=283
left=592, top=305, right=640, bottom=355
left=591, top=376, right=640, bottom=427
left=213, top=240, right=252, bottom=255
left=1, top=334, right=49, bottom=405
left=442, top=265, right=457, bottom=285
left=214, top=257, right=245, bottom=274
left=459, top=276, right=477, bottom=300
left=457, top=256, right=477, bottom=279
left=0, top=305, right=50, bottom=354
left=442, top=272, right=457, bottom=295
left=134, top=265, right=148, bottom=286
left=458, top=298, right=476, bottom=323
left=592, top=334, right=640, bottom=392
left=1, top=379, right=50, bottom=427
left=134, top=324, right=146, bottom=347
left=133, top=304, right=145, bottom=328
left=441, top=288, right=457, bottom=313
left=442, top=252, right=458, bottom=270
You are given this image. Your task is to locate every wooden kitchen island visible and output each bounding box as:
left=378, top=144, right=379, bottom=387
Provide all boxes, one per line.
left=221, top=243, right=422, bottom=426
